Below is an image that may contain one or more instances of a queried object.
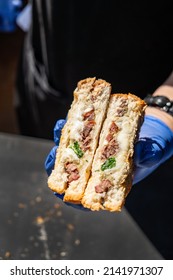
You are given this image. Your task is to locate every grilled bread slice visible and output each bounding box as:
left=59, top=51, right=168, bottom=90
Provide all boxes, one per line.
left=48, top=77, right=111, bottom=203
left=82, top=93, right=146, bottom=211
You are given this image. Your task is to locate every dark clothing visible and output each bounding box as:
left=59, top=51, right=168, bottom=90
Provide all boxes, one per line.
left=14, top=0, right=173, bottom=260
left=15, top=0, right=173, bottom=139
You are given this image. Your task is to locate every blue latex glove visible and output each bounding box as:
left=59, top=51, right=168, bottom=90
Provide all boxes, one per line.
left=45, top=119, right=66, bottom=176
left=0, top=0, right=23, bottom=32
left=45, top=115, right=173, bottom=207
left=133, top=115, right=173, bottom=184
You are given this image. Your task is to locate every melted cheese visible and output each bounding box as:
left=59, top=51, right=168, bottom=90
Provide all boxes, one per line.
left=83, top=106, right=94, bottom=113
left=69, top=106, right=95, bottom=141
left=69, top=107, right=84, bottom=140
left=70, top=120, right=84, bottom=141
left=61, top=147, right=80, bottom=163
left=117, top=130, right=129, bottom=151
left=102, top=120, right=131, bottom=174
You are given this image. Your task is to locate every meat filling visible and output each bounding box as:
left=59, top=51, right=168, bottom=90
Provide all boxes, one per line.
left=82, top=121, right=95, bottom=138
left=95, top=179, right=112, bottom=193
left=115, top=99, right=128, bottom=117
left=109, top=122, right=119, bottom=133
left=81, top=108, right=95, bottom=151
left=101, top=121, right=119, bottom=159
left=64, top=108, right=95, bottom=183
left=101, top=139, right=119, bottom=159
left=65, top=162, right=80, bottom=183
left=83, top=109, right=95, bottom=121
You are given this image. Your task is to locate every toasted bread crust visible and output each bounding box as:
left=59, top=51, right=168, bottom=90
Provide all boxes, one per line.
left=47, top=78, right=146, bottom=211
left=48, top=77, right=112, bottom=202
left=82, top=93, right=146, bottom=211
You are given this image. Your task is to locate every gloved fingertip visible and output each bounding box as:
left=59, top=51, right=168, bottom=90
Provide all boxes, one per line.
left=54, top=119, right=66, bottom=145
left=54, top=193, right=90, bottom=211
left=134, top=139, right=163, bottom=167
left=54, top=192, right=65, bottom=200
left=44, top=146, right=57, bottom=175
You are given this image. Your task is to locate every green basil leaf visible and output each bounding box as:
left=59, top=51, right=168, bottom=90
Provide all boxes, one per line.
left=101, top=157, right=116, bottom=171
left=70, top=141, right=84, bottom=158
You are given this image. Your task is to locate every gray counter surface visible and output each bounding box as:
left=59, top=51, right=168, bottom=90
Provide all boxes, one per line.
left=0, top=133, right=163, bottom=260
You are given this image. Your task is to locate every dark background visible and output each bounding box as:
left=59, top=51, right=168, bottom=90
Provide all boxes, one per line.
left=0, top=0, right=173, bottom=259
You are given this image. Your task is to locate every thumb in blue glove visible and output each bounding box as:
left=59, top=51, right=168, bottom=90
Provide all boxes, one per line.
left=133, top=115, right=173, bottom=184
left=45, top=119, right=66, bottom=176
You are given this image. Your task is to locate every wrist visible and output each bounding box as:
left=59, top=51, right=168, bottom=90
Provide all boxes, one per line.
left=145, top=106, right=173, bottom=132
left=152, top=85, right=173, bottom=100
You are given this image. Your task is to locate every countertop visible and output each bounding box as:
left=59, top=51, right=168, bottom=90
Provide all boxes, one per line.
left=0, top=133, right=163, bottom=260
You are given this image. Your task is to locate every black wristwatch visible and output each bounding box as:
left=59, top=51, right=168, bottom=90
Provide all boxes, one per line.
left=144, top=94, right=173, bottom=117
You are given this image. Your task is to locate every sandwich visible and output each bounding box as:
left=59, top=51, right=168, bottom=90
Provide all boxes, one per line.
left=48, top=77, right=112, bottom=203
left=48, top=77, right=146, bottom=211
left=82, top=93, right=146, bottom=211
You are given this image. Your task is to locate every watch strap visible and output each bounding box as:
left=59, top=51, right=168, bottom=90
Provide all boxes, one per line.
left=144, top=94, right=173, bottom=117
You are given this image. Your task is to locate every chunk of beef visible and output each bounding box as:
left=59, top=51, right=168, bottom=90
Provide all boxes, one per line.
left=95, top=179, right=112, bottom=193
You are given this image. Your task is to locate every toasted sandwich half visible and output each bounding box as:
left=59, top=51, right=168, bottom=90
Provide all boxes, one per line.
left=82, top=93, right=146, bottom=211
left=48, top=77, right=111, bottom=203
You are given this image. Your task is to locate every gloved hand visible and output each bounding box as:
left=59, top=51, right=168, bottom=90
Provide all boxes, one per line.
left=133, top=115, right=173, bottom=184
left=45, top=119, right=66, bottom=176
left=45, top=115, right=173, bottom=206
